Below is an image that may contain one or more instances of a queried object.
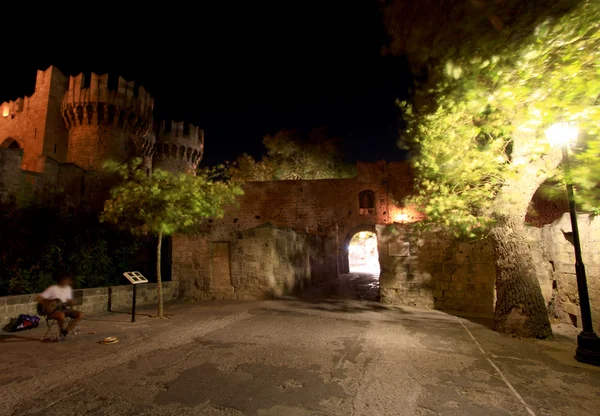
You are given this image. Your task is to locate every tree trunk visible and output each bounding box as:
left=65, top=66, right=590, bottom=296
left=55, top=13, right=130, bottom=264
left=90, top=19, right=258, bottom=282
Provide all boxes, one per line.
left=489, top=217, right=552, bottom=338
left=484, top=131, right=562, bottom=338
left=156, top=230, right=164, bottom=319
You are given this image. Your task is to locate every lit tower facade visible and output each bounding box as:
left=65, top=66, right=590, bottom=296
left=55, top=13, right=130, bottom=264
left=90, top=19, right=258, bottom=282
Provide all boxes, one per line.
left=61, top=73, right=154, bottom=171
left=153, top=120, right=204, bottom=174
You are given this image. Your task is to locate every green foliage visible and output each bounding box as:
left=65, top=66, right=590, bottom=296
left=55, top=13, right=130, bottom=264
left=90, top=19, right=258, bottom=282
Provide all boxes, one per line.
left=212, top=128, right=356, bottom=182
left=101, top=158, right=244, bottom=237
left=572, top=136, right=600, bottom=214
left=0, top=190, right=151, bottom=296
left=385, top=0, right=600, bottom=237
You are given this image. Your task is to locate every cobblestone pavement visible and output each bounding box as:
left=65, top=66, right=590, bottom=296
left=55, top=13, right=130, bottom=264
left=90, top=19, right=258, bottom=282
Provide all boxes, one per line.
left=1, top=274, right=599, bottom=416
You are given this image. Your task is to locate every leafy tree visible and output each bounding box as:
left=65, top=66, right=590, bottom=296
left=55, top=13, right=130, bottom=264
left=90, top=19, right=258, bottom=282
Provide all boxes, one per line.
left=383, top=0, right=600, bottom=337
left=220, top=127, right=356, bottom=181
left=101, top=158, right=243, bottom=318
left=572, top=138, right=600, bottom=214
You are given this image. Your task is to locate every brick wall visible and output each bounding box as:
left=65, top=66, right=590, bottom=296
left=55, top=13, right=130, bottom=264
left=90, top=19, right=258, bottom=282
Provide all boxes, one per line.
left=0, top=281, right=181, bottom=327
left=173, top=224, right=337, bottom=300
left=376, top=224, right=496, bottom=317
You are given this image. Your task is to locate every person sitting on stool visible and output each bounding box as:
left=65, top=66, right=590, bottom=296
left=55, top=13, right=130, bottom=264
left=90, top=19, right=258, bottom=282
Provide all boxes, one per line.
left=36, top=271, right=83, bottom=338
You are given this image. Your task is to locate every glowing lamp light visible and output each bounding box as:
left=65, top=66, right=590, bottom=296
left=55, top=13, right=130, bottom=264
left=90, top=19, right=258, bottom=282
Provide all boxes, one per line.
left=393, top=212, right=410, bottom=223
left=544, top=122, right=578, bottom=148
left=2, top=105, right=8, bottom=117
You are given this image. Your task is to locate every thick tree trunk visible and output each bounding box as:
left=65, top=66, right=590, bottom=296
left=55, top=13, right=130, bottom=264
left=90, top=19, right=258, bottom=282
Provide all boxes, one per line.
left=156, top=230, right=164, bottom=319
left=490, top=217, right=553, bottom=339
left=487, top=131, right=562, bottom=338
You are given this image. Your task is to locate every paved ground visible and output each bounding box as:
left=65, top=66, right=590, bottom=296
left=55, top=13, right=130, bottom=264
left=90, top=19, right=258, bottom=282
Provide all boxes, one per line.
left=1, top=274, right=599, bottom=416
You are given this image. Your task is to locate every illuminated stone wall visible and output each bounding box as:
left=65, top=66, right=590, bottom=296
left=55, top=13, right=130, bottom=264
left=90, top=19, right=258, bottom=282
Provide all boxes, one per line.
left=170, top=160, right=419, bottom=297
left=376, top=224, right=497, bottom=317
left=0, top=66, right=196, bottom=205
left=0, top=67, right=69, bottom=172
left=172, top=223, right=337, bottom=300
left=526, top=213, right=600, bottom=333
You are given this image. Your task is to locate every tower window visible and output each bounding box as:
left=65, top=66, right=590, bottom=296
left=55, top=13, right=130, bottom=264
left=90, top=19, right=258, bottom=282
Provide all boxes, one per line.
left=359, top=189, right=375, bottom=215
left=53, top=143, right=57, bottom=153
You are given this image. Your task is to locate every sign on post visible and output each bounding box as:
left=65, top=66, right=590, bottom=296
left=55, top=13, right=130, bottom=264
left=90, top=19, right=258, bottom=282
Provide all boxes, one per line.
left=123, top=271, right=148, bottom=322
left=123, top=271, right=148, bottom=285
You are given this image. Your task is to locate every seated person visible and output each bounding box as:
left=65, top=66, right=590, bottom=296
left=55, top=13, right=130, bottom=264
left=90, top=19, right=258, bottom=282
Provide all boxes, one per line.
left=36, top=271, right=83, bottom=337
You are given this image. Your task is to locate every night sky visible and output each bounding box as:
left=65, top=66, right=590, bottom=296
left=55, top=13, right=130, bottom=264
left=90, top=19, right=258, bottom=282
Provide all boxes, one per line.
left=0, top=1, right=410, bottom=166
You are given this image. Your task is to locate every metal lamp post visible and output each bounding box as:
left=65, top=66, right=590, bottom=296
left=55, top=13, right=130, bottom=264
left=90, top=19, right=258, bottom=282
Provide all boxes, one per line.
left=545, top=122, right=600, bottom=366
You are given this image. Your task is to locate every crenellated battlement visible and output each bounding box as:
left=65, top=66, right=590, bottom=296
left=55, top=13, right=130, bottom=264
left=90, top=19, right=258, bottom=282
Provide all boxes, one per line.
left=61, top=72, right=154, bottom=135
left=140, top=131, right=156, bottom=158
left=1, top=96, right=29, bottom=119
left=1, top=65, right=209, bottom=175
left=153, top=120, right=204, bottom=173
left=157, top=120, right=203, bottom=146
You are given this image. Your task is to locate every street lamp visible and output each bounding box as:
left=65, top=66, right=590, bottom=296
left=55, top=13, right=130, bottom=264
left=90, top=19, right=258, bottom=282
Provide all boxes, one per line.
left=545, top=121, right=600, bottom=366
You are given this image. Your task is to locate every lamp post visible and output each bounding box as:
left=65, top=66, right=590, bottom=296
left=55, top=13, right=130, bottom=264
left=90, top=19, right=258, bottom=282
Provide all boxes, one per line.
left=545, top=122, right=600, bottom=366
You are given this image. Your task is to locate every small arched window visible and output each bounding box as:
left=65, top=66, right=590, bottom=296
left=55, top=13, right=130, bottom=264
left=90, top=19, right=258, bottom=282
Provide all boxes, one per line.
left=359, top=189, right=375, bottom=215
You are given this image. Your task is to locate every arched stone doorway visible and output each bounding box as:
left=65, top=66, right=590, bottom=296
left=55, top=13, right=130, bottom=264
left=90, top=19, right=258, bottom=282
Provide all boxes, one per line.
left=348, top=231, right=380, bottom=275
left=1, top=137, right=21, bottom=149
left=340, top=224, right=377, bottom=274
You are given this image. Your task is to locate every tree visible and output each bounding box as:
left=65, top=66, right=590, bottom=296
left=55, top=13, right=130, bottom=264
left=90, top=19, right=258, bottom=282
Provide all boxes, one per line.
left=221, top=128, right=356, bottom=181
left=101, top=158, right=243, bottom=318
left=383, top=0, right=600, bottom=337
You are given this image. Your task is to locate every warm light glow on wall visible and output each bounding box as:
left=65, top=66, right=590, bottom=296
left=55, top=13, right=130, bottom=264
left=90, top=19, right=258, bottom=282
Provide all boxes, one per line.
left=391, top=206, right=424, bottom=224
left=2, top=105, right=8, bottom=117
left=394, top=213, right=410, bottom=223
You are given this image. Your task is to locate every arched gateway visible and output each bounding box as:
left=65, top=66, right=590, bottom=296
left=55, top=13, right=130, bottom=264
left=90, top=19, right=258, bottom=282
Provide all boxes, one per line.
left=1, top=137, right=21, bottom=149
left=340, top=224, right=377, bottom=274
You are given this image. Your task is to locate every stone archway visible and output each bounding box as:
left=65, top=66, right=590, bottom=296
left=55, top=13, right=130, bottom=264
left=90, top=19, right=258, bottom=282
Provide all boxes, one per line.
left=1, top=137, right=21, bottom=149
left=340, top=224, right=377, bottom=274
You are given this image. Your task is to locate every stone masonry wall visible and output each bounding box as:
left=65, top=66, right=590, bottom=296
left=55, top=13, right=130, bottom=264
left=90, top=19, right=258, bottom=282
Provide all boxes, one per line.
left=0, top=281, right=181, bottom=327
left=173, top=223, right=337, bottom=300
left=377, top=224, right=496, bottom=317
left=0, top=148, right=23, bottom=203
left=175, top=161, right=417, bottom=279
left=526, top=213, right=600, bottom=333
left=0, top=67, right=69, bottom=172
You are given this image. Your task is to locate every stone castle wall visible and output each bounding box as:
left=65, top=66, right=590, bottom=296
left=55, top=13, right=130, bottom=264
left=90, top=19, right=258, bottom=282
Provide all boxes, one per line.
left=0, top=148, right=23, bottom=202
left=376, top=224, right=496, bottom=317
left=173, top=224, right=337, bottom=300
left=0, top=146, right=105, bottom=207
left=0, top=67, right=69, bottom=172
left=0, top=66, right=201, bottom=197
left=526, top=214, right=600, bottom=333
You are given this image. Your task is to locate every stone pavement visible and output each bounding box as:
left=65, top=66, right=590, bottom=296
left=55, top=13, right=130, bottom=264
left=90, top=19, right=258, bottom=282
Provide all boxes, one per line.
left=0, top=274, right=599, bottom=416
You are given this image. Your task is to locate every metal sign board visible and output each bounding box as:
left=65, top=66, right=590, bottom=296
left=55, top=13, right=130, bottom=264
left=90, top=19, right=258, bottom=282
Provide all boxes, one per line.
left=123, top=271, right=148, bottom=285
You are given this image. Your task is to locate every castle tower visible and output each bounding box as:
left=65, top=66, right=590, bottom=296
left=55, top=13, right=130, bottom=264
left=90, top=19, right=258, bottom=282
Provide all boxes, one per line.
left=61, top=73, right=154, bottom=170
left=153, top=120, right=204, bottom=174
left=0, top=66, right=69, bottom=172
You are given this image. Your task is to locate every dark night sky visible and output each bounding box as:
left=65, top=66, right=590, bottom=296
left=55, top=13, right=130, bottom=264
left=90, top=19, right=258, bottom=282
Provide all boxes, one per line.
left=0, top=1, right=409, bottom=166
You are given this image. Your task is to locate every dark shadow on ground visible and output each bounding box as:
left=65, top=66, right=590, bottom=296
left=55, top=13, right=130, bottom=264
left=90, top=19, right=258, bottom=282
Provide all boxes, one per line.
left=274, top=298, right=402, bottom=315
left=270, top=272, right=390, bottom=315
left=0, top=334, right=42, bottom=343
left=273, top=272, right=498, bottom=329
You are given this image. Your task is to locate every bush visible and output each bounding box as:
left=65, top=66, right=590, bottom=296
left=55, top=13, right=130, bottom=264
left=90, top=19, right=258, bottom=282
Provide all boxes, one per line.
left=0, top=189, right=157, bottom=296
